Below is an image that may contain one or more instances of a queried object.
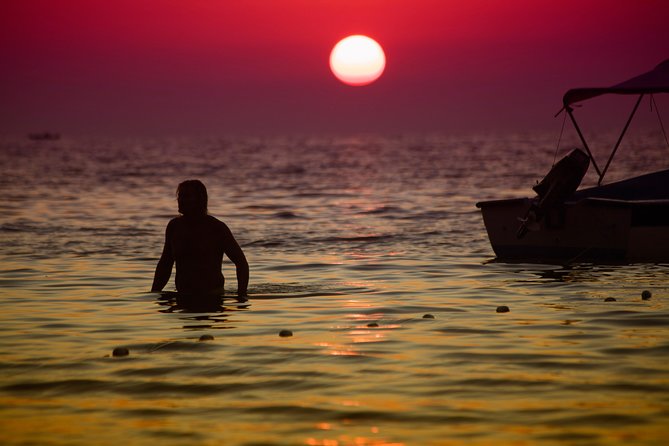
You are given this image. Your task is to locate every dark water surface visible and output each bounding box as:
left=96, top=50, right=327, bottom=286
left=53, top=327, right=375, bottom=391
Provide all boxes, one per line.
left=1, top=134, right=668, bottom=445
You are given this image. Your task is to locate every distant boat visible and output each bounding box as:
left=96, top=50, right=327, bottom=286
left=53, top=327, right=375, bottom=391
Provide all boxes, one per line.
left=477, top=59, right=669, bottom=263
left=28, top=132, right=60, bottom=141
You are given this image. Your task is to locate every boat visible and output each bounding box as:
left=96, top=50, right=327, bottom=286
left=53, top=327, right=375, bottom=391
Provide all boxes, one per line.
left=476, top=59, right=669, bottom=263
left=28, top=132, right=60, bottom=141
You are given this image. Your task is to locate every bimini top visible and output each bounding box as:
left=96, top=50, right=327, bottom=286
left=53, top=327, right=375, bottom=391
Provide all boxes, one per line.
left=563, top=59, right=669, bottom=107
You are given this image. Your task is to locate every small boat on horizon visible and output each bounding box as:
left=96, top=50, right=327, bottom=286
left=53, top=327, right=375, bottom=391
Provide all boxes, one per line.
left=28, top=132, right=60, bottom=141
left=477, top=59, right=669, bottom=263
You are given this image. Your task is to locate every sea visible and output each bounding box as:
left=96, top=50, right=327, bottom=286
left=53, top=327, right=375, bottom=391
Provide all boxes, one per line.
left=1, top=132, right=668, bottom=446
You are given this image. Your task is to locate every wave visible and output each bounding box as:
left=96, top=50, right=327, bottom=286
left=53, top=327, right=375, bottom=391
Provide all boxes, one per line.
left=246, top=282, right=351, bottom=299
left=356, top=205, right=405, bottom=215
left=242, top=239, right=285, bottom=248
left=272, top=211, right=304, bottom=219
left=313, top=234, right=396, bottom=243
left=1, top=378, right=318, bottom=396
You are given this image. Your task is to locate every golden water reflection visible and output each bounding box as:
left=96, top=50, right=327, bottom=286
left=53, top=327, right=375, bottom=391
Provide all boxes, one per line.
left=306, top=436, right=405, bottom=446
left=314, top=299, right=404, bottom=357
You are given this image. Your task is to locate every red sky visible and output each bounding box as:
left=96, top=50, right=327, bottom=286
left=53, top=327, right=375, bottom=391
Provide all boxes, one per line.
left=1, top=0, right=668, bottom=136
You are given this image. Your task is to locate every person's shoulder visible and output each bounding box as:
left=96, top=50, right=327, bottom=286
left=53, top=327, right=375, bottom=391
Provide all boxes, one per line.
left=167, top=216, right=182, bottom=226
left=206, top=215, right=228, bottom=227
left=206, top=215, right=232, bottom=233
left=202, top=214, right=220, bottom=223
left=166, top=216, right=186, bottom=231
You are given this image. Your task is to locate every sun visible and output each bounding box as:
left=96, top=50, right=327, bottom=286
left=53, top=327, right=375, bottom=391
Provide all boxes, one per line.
left=329, top=35, right=386, bottom=86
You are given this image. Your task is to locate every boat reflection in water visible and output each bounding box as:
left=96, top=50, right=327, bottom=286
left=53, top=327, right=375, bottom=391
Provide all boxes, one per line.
left=477, top=59, right=669, bottom=263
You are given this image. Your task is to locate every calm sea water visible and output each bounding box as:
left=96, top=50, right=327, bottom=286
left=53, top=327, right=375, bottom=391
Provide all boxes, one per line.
left=1, top=133, right=668, bottom=446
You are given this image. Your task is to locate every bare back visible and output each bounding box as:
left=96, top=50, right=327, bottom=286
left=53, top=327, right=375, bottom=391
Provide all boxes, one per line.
left=157, top=215, right=247, bottom=294
left=152, top=180, right=249, bottom=297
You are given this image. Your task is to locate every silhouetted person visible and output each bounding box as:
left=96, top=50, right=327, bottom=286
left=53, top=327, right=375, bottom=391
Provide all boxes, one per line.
left=152, top=180, right=249, bottom=299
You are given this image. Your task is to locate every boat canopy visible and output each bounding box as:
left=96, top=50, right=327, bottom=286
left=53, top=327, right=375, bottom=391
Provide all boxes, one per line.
left=563, top=59, right=669, bottom=107
left=559, top=59, right=669, bottom=185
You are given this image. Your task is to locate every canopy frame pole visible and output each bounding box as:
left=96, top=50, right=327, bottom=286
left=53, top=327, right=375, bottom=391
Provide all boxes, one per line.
left=598, top=94, right=644, bottom=185
left=566, top=106, right=602, bottom=178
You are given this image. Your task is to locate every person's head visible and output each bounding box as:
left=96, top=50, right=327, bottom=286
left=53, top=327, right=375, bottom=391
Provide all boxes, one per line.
left=177, top=180, right=208, bottom=216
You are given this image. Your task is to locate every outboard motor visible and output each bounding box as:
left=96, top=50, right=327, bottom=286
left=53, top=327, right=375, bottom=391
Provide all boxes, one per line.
left=517, top=148, right=590, bottom=238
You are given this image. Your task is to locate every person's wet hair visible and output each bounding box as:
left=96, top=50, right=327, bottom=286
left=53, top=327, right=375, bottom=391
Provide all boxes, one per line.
left=177, top=179, right=208, bottom=216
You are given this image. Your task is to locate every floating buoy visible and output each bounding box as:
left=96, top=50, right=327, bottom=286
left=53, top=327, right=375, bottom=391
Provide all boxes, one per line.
left=496, top=306, right=510, bottom=313
left=112, top=347, right=129, bottom=357
left=642, top=290, right=652, bottom=300
left=604, top=297, right=616, bottom=302
left=279, top=330, right=293, bottom=337
left=367, top=322, right=379, bottom=328
left=199, top=334, right=214, bottom=342
left=422, top=314, right=435, bottom=319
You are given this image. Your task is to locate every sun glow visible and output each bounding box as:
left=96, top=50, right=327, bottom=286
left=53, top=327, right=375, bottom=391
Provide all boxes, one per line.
left=329, top=35, right=386, bottom=86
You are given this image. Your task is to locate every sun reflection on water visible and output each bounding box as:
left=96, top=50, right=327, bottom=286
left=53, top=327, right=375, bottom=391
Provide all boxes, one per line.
left=306, top=435, right=405, bottom=446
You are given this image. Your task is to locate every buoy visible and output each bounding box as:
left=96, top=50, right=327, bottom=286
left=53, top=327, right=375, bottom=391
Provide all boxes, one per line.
left=422, top=314, right=435, bottom=319
left=112, top=347, right=129, bottom=357
left=642, top=290, right=652, bottom=300
left=367, top=322, right=379, bottom=328
left=199, top=334, right=214, bottom=342
left=604, top=297, right=616, bottom=302
left=496, top=306, right=510, bottom=313
left=279, top=330, right=293, bottom=337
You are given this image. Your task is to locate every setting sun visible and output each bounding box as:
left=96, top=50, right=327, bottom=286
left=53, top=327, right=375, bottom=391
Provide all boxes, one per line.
left=329, top=35, right=386, bottom=86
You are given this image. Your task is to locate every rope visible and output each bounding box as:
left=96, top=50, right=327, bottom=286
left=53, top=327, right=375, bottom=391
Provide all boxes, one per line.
left=563, top=222, right=613, bottom=265
left=651, top=94, right=669, bottom=150
left=564, top=243, right=595, bottom=266
left=552, top=108, right=568, bottom=166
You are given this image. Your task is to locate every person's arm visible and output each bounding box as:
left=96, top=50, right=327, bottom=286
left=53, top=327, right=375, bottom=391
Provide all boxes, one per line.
left=151, top=222, right=174, bottom=292
left=223, top=225, right=249, bottom=297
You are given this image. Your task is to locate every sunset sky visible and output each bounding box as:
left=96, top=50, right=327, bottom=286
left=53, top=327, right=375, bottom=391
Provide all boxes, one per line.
left=2, top=0, right=668, bottom=136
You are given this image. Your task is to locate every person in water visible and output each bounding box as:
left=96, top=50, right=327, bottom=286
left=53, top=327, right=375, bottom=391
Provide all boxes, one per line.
left=151, top=180, right=249, bottom=298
